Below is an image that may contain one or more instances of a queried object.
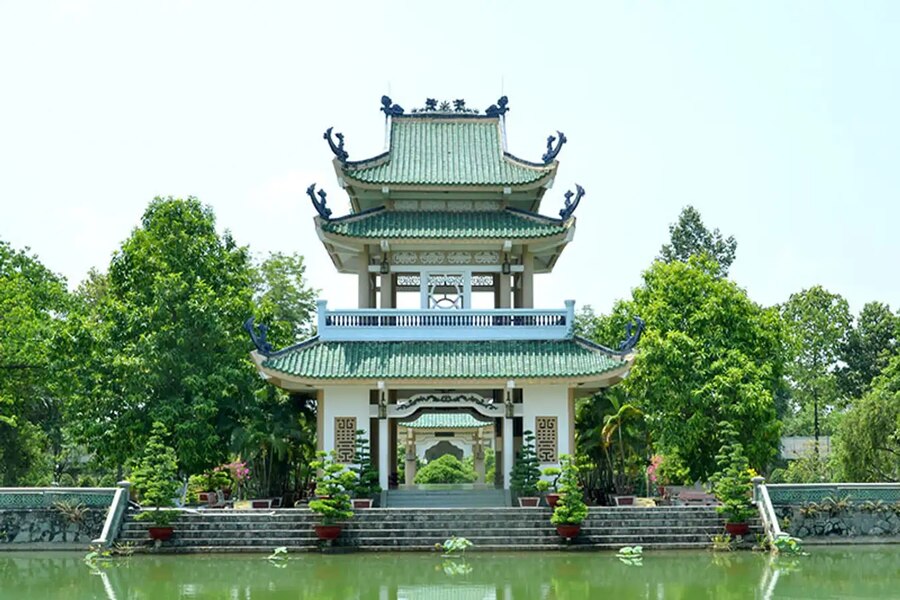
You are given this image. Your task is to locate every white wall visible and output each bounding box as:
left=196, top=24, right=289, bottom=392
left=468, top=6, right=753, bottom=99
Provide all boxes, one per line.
left=321, top=386, right=371, bottom=461
left=521, top=384, right=571, bottom=470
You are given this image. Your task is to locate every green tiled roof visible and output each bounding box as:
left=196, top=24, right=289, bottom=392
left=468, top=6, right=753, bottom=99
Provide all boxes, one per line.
left=342, top=118, right=553, bottom=186
left=404, top=413, right=491, bottom=429
left=262, top=338, right=625, bottom=380
left=320, top=209, right=569, bottom=239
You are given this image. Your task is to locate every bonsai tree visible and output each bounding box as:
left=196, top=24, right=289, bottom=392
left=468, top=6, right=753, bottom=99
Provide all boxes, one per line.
left=130, top=422, right=180, bottom=528
left=550, top=455, right=589, bottom=527
left=710, top=423, right=756, bottom=527
left=510, top=431, right=542, bottom=500
left=414, top=454, right=477, bottom=484
left=308, top=451, right=355, bottom=525
left=352, top=429, right=381, bottom=499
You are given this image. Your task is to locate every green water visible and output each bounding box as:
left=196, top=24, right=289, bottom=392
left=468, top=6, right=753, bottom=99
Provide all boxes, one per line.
left=1, top=547, right=898, bottom=600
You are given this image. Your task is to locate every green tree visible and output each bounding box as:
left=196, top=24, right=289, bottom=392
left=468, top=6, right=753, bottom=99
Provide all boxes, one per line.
left=0, top=240, right=70, bottom=485
left=253, top=252, right=318, bottom=345
left=64, top=197, right=258, bottom=475
left=510, top=431, right=541, bottom=497
left=130, top=421, right=180, bottom=507
left=659, top=205, right=737, bottom=276
left=591, top=256, right=783, bottom=480
left=414, top=454, right=476, bottom=484
left=781, top=286, right=852, bottom=440
left=832, top=353, right=900, bottom=482
left=838, top=301, right=898, bottom=400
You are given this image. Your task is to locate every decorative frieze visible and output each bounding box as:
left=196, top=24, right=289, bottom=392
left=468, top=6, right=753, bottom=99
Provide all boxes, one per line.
left=334, top=417, right=357, bottom=463
left=535, top=416, right=558, bottom=463
left=390, top=251, right=500, bottom=266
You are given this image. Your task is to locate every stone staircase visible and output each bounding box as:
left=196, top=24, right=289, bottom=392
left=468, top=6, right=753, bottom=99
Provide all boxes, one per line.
left=384, top=488, right=508, bottom=508
left=118, top=506, right=757, bottom=552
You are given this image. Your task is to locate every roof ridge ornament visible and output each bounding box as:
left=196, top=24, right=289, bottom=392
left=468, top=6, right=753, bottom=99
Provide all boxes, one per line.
left=558, top=184, right=584, bottom=220
left=380, top=95, right=405, bottom=116
left=306, top=184, right=332, bottom=220
left=485, top=96, right=509, bottom=117
left=323, top=127, right=349, bottom=162
left=617, top=317, right=645, bottom=353
left=243, top=317, right=273, bottom=355
left=542, top=131, right=567, bottom=164
left=410, top=97, right=480, bottom=115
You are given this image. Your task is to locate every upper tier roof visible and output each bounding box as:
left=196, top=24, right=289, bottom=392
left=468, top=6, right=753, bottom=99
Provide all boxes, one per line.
left=319, top=207, right=571, bottom=240
left=340, top=117, right=554, bottom=187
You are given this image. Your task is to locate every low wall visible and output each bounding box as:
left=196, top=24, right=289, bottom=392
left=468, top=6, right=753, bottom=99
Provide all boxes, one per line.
left=0, top=487, right=120, bottom=550
left=0, top=508, right=107, bottom=549
left=766, top=483, right=900, bottom=543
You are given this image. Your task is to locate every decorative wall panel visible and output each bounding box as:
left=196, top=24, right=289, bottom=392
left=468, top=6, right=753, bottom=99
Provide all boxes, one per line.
left=535, top=416, right=558, bottom=463
left=334, top=417, right=357, bottom=463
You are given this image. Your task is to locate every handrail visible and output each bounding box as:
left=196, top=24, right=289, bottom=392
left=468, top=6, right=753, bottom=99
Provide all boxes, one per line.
left=0, top=487, right=117, bottom=508
left=92, top=482, right=131, bottom=548
left=753, top=477, right=785, bottom=545
left=316, top=300, right=576, bottom=342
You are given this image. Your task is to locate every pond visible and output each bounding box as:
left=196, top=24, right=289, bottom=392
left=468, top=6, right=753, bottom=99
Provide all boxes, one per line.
left=1, top=546, right=898, bottom=600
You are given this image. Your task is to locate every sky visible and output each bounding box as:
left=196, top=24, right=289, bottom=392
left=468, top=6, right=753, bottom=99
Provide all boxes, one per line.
left=2, top=1, right=899, bottom=317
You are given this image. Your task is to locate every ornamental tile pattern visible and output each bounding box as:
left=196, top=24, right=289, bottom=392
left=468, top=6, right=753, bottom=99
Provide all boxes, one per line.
left=343, top=119, right=552, bottom=186
left=334, top=417, right=357, bottom=463
left=767, top=485, right=900, bottom=506
left=535, top=416, right=558, bottom=463
left=262, top=339, right=626, bottom=381
left=320, top=209, right=569, bottom=239
left=0, top=491, right=115, bottom=509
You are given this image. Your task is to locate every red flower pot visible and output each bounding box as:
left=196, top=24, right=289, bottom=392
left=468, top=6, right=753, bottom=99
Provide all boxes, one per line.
left=352, top=499, right=373, bottom=509
left=724, top=522, right=749, bottom=537
left=314, top=525, right=343, bottom=540
left=148, top=527, right=174, bottom=541
left=556, top=524, right=581, bottom=539
left=546, top=493, right=561, bottom=508
left=518, top=497, right=540, bottom=507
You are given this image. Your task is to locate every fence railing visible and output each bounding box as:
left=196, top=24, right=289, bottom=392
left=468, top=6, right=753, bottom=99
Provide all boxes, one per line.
left=316, top=299, right=575, bottom=342
left=93, top=482, right=131, bottom=548
left=0, top=487, right=117, bottom=509
left=766, top=483, right=900, bottom=505
left=753, top=477, right=785, bottom=544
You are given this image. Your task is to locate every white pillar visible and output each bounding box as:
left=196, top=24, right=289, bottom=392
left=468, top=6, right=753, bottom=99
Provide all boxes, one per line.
left=378, top=418, right=389, bottom=491
left=503, top=417, right=514, bottom=489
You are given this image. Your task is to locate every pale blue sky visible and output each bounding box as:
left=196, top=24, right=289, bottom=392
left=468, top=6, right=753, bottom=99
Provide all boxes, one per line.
left=2, top=1, right=898, bottom=316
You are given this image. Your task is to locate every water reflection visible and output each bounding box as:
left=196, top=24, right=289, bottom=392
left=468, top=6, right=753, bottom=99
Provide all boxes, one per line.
left=0, top=547, right=898, bottom=600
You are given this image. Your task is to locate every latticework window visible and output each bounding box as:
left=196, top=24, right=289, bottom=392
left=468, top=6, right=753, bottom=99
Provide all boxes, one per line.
left=535, top=416, right=558, bottom=463
left=334, top=417, right=357, bottom=463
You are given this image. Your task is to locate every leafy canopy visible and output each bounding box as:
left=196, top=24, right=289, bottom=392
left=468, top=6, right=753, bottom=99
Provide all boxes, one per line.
left=414, top=454, right=476, bottom=484
left=659, top=205, right=737, bottom=276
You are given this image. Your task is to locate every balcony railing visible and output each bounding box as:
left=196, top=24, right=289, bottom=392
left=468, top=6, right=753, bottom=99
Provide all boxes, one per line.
left=316, top=300, right=575, bottom=342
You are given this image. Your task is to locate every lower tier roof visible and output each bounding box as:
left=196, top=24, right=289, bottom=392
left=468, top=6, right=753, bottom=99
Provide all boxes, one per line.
left=259, top=338, right=627, bottom=382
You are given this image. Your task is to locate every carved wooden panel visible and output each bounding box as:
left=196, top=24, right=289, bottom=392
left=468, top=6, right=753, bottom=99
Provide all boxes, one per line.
left=334, top=417, right=357, bottom=463
left=535, top=416, right=558, bottom=463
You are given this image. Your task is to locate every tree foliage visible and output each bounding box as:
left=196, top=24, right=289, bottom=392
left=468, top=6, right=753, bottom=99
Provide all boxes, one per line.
left=781, top=286, right=852, bottom=436
left=585, top=256, right=783, bottom=481
left=838, top=301, right=898, bottom=400
left=832, top=354, right=900, bottom=482
left=659, top=205, right=737, bottom=276
left=0, top=240, right=70, bottom=485
left=64, top=197, right=258, bottom=474
left=130, top=421, right=180, bottom=507
left=414, top=454, right=476, bottom=484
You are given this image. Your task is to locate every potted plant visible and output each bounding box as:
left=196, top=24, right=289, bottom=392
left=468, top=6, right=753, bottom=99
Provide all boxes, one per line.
left=351, top=429, right=381, bottom=509
left=510, top=431, right=542, bottom=507
left=550, top=455, right=588, bottom=539
left=540, top=466, right=562, bottom=508
left=130, top=422, right=181, bottom=541
left=308, top=451, right=356, bottom=540
left=710, top=423, right=755, bottom=537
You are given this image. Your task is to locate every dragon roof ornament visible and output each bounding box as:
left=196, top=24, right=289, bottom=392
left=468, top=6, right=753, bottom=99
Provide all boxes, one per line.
left=243, top=317, right=273, bottom=355
left=558, top=184, right=584, bottom=220
left=306, top=184, right=332, bottom=220
left=542, top=131, right=567, bottom=164
left=323, top=127, right=348, bottom=162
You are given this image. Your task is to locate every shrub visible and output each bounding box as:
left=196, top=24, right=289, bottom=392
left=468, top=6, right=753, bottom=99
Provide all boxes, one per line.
left=551, top=455, right=589, bottom=526
left=510, top=431, right=541, bottom=497
left=129, top=422, right=179, bottom=509
left=710, top=423, right=755, bottom=524
left=352, top=429, right=381, bottom=499
left=308, top=451, right=355, bottom=525
left=414, top=454, right=476, bottom=484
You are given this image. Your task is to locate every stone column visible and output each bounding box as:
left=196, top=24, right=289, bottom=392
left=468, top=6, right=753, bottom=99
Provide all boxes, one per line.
left=503, top=417, right=514, bottom=489
left=521, top=251, right=534, bottom=308
left=404, top=430, right=417, bottom=486
left=380, top=273, right=394, bottom=308
left=498, top=274, right=511, bottom=309
left=378, top=418, right=389, bottom=491
left=473, top=433, right=486, bottom=484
